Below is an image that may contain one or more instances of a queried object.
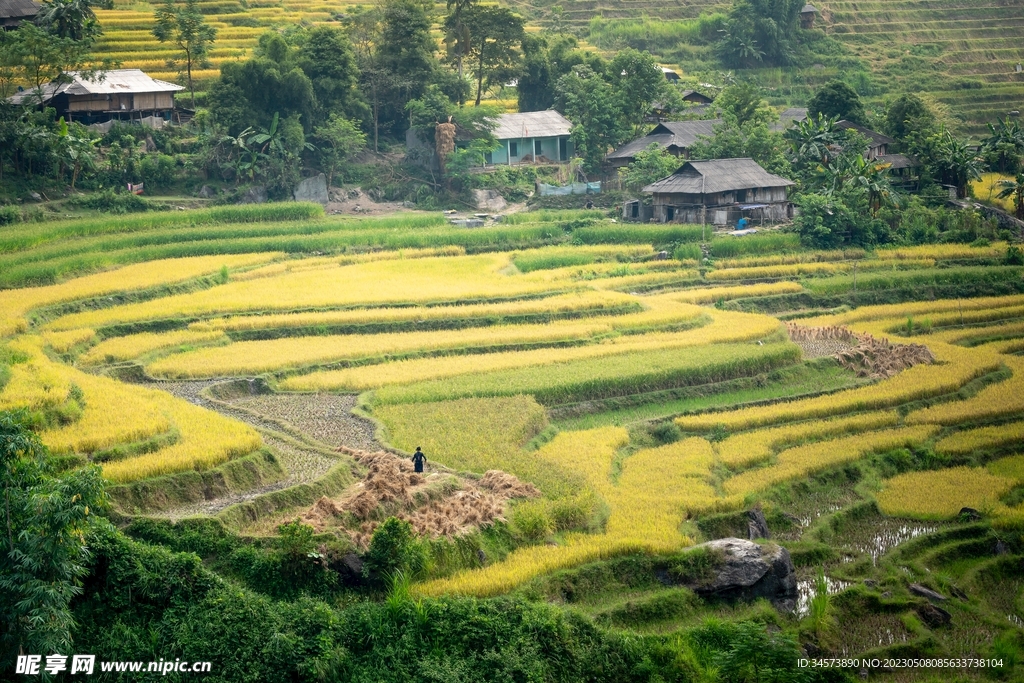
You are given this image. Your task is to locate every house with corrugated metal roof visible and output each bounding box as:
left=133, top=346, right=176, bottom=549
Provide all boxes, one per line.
left=640, top=158, right=795, bottom=224
left=8, top=69, right=184, bottom=124
left=0, top=0, right=40, bottom=29
left=606, top=119, right=722, bottom=168
left=485, top=110, right=574, bottom=165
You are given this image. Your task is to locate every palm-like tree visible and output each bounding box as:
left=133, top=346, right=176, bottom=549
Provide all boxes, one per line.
left=36, top=0, right=108, bottom=43
left=982, top=117, right=1024, bottom=174
left=931, top=127, right=984, bottom=199
left=997, top=173, right=1024, bottom=219
left=785, top=113, right=842, bottom=169
left=845, top=154, right=902, bottom=215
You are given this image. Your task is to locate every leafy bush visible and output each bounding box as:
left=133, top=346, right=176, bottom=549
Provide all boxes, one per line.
left=362, top=517, right=427, bottom=585
left=0, top=205, right=21, bottom=226
left=70, top=189, right=154, bottom=214
left=140, top=153, right=180, bottom=189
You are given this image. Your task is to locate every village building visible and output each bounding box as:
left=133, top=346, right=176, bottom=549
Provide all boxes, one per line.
left=636, top=158, right=795, bottom=224
left=484, top=110, right=574, bottom=165
left=661, top=67, right=680, bottom=81
left=681, top=89, right=714, bottom=105
left=606, top=119, right=722, bottom=168
left=835, top=120, right=894, bottom=159
left=771, top=107, right=809, bottom=131
left=0, top=0, right=39, bottom=29
left=8, top=69, right=184, bottom=124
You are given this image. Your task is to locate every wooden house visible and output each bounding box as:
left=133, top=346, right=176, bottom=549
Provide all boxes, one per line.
left=770, top=107, right=808, bottom=131
left=835, top=120, right=894, bottom=159
left=681, top=89, right=714, bottom=105
left=8, top=69, right=183, bottom=124
left=485, top=110, right=574, bottom=165
left=0, top=0, right=40, bottom=29
left=641, top=158, right=795, bottom=224
left=606, top=119, right=722, bottom=168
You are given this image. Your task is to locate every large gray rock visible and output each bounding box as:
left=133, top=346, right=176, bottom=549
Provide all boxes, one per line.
left=472, top=189, right=507, bottom=212
left=687, top=538, right=797, bottom=610
left=237, top=186, right=267, bottom=204
left=294, top=173, right=329, bottom=205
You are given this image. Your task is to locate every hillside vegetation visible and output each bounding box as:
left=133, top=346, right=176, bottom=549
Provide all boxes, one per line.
left=3, top=206, right=1024, bottom=680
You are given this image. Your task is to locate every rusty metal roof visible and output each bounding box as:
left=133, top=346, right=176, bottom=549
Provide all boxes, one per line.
left=643, top=158, right=795, bottom=194
left=491, top=110, right=572, bottom=140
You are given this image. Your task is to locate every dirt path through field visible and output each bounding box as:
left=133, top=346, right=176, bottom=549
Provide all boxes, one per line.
left=145, top=380, right=382, bottom=519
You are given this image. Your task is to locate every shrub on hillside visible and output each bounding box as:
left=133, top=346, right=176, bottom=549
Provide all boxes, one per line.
left=0, top=205, right=21, bottom=225
left=70, top=189, right=155, bottom=214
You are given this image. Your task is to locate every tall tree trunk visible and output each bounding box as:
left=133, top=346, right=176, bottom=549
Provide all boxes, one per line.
left=475, top=42, right=484, bottom=106
left=186, top=49, right=195, bottom=109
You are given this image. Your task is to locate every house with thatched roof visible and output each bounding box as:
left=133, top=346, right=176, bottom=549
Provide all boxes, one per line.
left=640, top=158, right=795, bottom=224
left=485, top=110, right=574, bottom=165
left=0, top=0, right=40, bottom=29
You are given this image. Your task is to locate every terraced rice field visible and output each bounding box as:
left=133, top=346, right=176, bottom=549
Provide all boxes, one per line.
left=3, top=207, right=1024, bottom=603
left=92, top=0, right=367, bottom=83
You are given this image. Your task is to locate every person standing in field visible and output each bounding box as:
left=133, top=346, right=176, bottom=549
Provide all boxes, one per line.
left=412, top=446, right=426, bottom=473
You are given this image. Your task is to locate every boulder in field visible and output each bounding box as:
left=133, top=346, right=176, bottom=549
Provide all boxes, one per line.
left=685, top=538, right=797, bottom=611
left=294, top=173, right=329, bottom=205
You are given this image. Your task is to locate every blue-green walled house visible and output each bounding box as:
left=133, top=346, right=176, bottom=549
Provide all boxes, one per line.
left=485, top=111, right=575, bottom=165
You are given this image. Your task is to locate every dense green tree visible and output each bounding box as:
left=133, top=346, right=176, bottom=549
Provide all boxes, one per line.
left=453, top=5, right=524, bottom=106
left=716, top=0, right=803, bottom=68
left=0, top=411, right=109, bottom=668
left=517, top=34, right=553, bottom=112
left=375, top=0, right=437, bottom=136
left=607, top=48, right=664, bottom=136
left=883, top=93, right=936, bottom=144
left=556, top=64, right=625, bottom=172
left=296, top=27, right=366, bottom=124
left=442, top=0, right=474, bottom=94
left=716, top=81, right=776, bottom=127
left=404, top=84, right=456, bottom=146
left=6, top=23, right=93, bottom=100
left=793, top=192, right=868, bottom=248
left=312, top=114, right=365, bottom=187
left=209, top=56, right=315, bottom=135
left=807, top=79, right=866, bottom=125
left=152, top=0, right=217, bottom=109
left=619, top=142, right=677, bottom=194
left=36, top=0, right=110, bottom=43
left=516, top=34, right=596, bottom=113
left=690, top=120, right=791, bottom=177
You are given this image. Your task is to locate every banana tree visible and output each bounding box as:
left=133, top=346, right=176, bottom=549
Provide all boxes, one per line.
left=997, top=173, right=1024, bottom=219
left=54, top=117, right=97, bottom=189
